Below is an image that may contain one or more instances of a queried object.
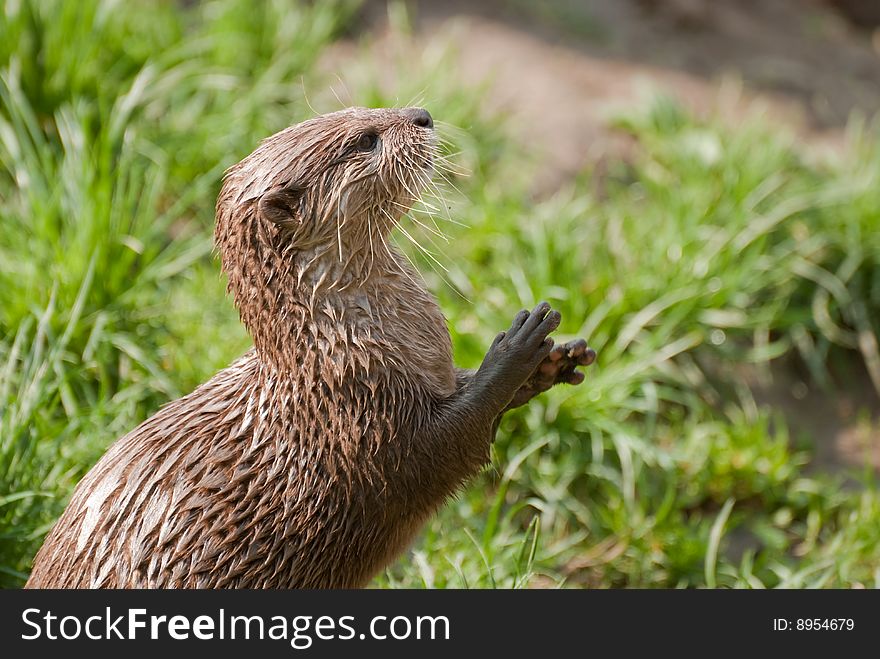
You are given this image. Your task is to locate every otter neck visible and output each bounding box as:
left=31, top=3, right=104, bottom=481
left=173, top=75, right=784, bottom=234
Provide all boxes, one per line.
left=220, top=225, right=409, bottom=374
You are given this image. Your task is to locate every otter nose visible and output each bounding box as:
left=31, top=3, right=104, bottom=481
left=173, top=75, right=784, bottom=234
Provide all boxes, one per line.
left=405, top=107, right=433, bottom=129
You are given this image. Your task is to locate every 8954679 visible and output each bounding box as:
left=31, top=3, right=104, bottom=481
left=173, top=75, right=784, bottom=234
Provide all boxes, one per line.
left=773, top=619, right=855, bottom=631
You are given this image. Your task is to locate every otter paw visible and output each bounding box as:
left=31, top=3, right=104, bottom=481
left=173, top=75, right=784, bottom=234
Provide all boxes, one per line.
left=538, top=338, right=597, bottom=386
left=476, top=302, right=561, bottom=402
left=504, top=338, right=596, bottom=410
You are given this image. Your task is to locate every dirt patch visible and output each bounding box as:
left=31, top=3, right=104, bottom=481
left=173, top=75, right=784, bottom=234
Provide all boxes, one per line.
left=346, top=0, right=879, bottom=190
left=739, top=357, right=880, bottom=473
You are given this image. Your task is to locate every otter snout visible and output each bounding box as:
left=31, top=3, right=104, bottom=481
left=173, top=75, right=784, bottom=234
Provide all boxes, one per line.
left=404, top=107, right=433, bottom=129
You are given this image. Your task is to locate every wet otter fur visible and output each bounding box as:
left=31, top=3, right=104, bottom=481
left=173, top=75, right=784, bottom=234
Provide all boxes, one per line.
left=26, top=107, right=595, bottom=588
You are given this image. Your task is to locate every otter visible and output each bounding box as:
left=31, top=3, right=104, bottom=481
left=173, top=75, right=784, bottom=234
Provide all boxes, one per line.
left=26, top=107, right=596, bottom=588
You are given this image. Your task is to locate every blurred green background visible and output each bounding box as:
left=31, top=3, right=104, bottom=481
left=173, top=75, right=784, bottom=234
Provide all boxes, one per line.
left=1, top=0, right=880, bottom=588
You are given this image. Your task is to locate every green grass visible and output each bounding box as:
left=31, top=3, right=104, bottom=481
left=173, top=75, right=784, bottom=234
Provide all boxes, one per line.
left=2, top=0, right=880, bottom=589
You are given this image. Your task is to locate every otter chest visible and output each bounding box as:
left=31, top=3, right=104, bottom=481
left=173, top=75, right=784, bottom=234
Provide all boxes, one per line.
left=333, top=277, right=456, bottom=397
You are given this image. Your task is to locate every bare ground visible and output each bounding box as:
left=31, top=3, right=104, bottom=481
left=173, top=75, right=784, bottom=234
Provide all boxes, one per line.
left=349, top=0, right=880, bottom=188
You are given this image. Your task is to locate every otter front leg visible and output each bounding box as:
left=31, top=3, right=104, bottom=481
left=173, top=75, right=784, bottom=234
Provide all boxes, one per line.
left=422, top=303, right=561, bottom=458
left=408, top=304, right=568, bottom=504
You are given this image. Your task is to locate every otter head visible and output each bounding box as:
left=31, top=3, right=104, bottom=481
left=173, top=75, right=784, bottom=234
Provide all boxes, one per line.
left=214, top=107, right=437, bottom=357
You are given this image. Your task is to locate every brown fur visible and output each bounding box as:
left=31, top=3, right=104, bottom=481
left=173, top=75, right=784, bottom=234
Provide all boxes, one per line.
left=26, top=107, right=593, bottom=588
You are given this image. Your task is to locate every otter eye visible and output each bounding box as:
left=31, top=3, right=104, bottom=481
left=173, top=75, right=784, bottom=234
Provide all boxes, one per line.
left=355, top=131, right=379, bottom=152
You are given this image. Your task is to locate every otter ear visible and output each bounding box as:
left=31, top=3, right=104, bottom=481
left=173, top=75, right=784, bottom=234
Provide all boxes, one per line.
left=258, top=185, right=305, bottom=231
